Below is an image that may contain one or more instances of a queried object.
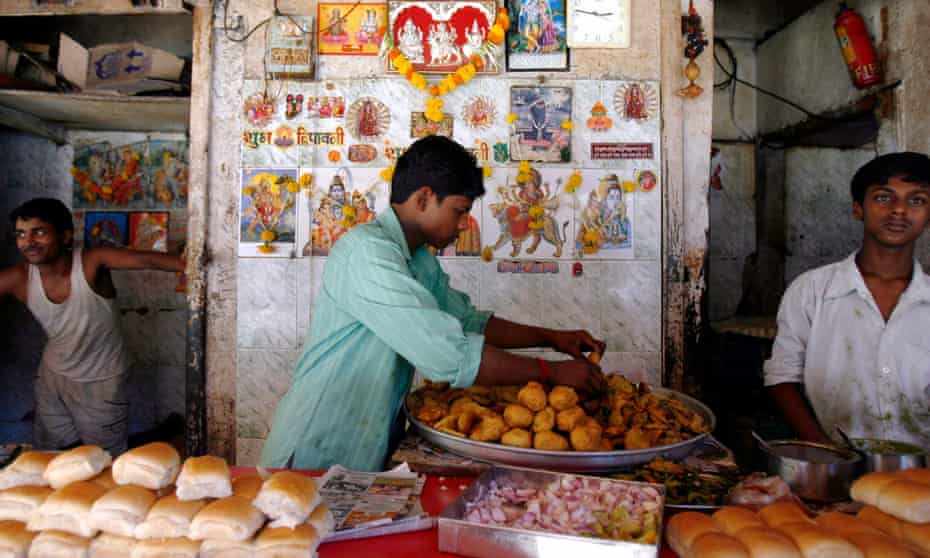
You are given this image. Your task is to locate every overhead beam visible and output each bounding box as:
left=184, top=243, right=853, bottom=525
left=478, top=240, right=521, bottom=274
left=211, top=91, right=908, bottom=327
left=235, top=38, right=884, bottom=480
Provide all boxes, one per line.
left=0, top=102, right=66, bottom=144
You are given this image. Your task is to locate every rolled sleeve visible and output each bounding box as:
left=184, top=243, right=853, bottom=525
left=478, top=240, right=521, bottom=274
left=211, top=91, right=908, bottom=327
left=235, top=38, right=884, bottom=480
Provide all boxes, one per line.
left=763, top=279, right=812, bottom=387
left=336, top=242, right=485, bottom=388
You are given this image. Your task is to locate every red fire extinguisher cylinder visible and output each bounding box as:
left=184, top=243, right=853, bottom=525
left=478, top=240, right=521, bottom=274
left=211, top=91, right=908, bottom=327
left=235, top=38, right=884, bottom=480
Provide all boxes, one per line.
left=834, top=3, right=882, bottom=89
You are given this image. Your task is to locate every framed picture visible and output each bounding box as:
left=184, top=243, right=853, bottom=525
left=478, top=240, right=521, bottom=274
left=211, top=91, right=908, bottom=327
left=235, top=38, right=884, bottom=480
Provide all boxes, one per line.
left=267, top=15, right=315, bottom=78
left=129, top=212, right=169, bottom=253
left=387, top=0, right=500, bottom=74
left=239, top=168, right=299, bottom=257
left=318, top=3, right=387, bottom=56
left=509, top=85, right=572, bottom=163
left=72, top=142, right=149, bottom=209
left=85, top=212, right=129, bottom=249
left=505, top=0, right=570, bottom=71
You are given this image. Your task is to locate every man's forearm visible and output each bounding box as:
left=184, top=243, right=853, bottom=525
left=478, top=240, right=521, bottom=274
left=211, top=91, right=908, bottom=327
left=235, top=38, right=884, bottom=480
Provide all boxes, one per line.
left=483, top=316, right=552, bottom=349
left=473, top=345, right=542, bottom=385
left=136, top=252, right=184, bottom=272
left=768, top=383, right=831, bottom=443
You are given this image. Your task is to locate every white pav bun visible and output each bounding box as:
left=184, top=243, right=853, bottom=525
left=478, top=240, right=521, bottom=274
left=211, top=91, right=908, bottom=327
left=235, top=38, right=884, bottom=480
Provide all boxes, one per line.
left=0, top=486, right=54, bottom=523
left=134, top=493, right=207, bottom=539
left=0, top=520, right=35, bottom=558
left=130, top=537, right=201, bottom=558
left=26, top=530, right=90, bottom=558
left=43, top=447, right=111, bottom=490
left=111, top=442, right=180, bottom=490
left=255, top=524, right=319, bottom=558
left=254, top=472, right=319, bottom=529
left=199, top=538, right=254, bottom=558
left=27, top=481, right=107, bottom=538
left=88, top=533, right=136, bottom=558
left=307, top=503, right=335, bottom=538
left=189, top=496, right=265, bottom=542
left=88, top=485, right=157, bottom=537
left=0, top=452, right=56, bottom=490
left=175, top=456, right=231, bottom=501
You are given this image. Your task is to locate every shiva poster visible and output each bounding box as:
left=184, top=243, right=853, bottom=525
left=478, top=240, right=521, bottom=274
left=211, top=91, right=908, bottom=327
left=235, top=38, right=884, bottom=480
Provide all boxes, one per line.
left=300, top=167, right=386, bottom=257
left=509, top=85, right=572, bottom=162
left=572, top=171, right=634, bottom=258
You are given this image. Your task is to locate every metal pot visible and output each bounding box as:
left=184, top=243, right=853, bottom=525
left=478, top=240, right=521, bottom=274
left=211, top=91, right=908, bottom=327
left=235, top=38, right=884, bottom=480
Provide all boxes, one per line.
left=763, top=440, right=863, bottom=502
left=850, top=438, right=928, bottom=472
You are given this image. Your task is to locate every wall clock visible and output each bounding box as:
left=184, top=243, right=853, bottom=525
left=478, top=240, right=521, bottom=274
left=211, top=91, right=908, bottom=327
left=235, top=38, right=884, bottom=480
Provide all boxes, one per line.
left=566, top=0, right=630, bottom=48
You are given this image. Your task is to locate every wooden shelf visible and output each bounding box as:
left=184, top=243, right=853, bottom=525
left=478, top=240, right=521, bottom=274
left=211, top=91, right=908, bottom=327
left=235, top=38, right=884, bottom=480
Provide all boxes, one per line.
left=0, top=89, right=189, bottom=134
left=0, top=0, right=189, bottom=16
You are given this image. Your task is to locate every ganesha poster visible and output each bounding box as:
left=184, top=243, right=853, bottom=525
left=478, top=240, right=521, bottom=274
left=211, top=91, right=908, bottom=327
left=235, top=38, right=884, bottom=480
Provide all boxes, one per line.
left=72, top=142, right=150, bottom=209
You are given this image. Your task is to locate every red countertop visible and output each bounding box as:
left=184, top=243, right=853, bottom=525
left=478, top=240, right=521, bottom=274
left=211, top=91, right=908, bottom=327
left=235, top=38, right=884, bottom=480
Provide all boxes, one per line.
left=233, top=468, right=677, bottom=558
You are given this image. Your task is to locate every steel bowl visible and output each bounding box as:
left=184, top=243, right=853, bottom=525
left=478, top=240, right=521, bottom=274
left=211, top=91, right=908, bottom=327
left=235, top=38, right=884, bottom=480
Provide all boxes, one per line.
left=405, top=386, right=716, bottom=473
left=762, top=440, right=863, bottom=502
left=850, top=438, right=928, bottom=472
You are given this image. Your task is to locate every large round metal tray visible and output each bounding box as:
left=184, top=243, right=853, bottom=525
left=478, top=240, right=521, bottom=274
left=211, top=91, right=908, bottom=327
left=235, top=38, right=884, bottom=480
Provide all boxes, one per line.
left=405, top=386, right=716, bottom=473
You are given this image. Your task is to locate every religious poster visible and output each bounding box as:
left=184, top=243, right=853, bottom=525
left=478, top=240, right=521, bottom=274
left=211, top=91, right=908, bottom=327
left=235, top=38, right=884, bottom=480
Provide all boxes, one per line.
left=267, top=15, right=315, bottom=79
left=72, top=142, right=149, bottom=209
left=572, top=171, right=634, bottom=259
left=129, top=212, right=169, bottom=253
left=506, top=0, right=569, bottom=71
left=239, top=168, right=299, bottom=257
left=481, top=167, right=573, bottom=259
left=388, top=0, right=500, bottom=74
left=84, top=212, right=129, bottom=249
left=147, top=140, right=189, bottom=209
left=509, top=85, right=572, bottom=162
left=301, top=167, right=387, bottom=256
left=318, top=3, right=387, bottom=55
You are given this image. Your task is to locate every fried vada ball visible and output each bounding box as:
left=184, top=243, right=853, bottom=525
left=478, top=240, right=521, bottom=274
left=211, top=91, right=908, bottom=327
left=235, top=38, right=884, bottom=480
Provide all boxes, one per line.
left=457, top=411, right=480, bottom=434
left=416, top=399, right=446, bottom=423
left=548, top=386, right=579, bottom=411
left=598, top=438, right=613, bottom=451
left=469, top=414, right=507, bottom=442
left=533, top=430, right=569, bottom=451
left=570, top=420, right=603, bottom=451
left=503, top=404, right=534, bottom=429
left=532, top=406, right=556, bottom=433
left=556, top=406, right=587, bottom=432
left=449, top=397, right=476, bottom=416
left=501, top=428, right=533, bottom=448
left=517, top=381, right=548, bottom=412
left=433, top=415, right=459, bottom=431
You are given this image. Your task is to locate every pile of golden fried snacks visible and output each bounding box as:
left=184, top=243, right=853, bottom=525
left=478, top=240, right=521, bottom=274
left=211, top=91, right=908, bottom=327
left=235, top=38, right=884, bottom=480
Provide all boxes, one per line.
left=406, top=375, right=709, bottom=452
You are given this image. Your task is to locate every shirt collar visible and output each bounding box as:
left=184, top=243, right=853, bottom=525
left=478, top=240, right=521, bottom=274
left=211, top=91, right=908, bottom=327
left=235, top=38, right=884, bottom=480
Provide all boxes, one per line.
left=377, top=207, right=413, bottom=261
left=825, top=251, right=930, bottom=303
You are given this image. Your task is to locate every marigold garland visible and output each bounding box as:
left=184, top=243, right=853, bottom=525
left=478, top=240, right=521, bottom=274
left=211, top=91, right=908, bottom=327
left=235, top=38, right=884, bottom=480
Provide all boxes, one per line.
left=382, top=7, right=510, bottom=121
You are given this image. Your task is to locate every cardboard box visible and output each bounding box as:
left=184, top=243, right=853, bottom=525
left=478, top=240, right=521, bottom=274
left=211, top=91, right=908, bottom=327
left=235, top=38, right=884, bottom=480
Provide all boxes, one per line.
left=57, top=32, right=184, bottom=94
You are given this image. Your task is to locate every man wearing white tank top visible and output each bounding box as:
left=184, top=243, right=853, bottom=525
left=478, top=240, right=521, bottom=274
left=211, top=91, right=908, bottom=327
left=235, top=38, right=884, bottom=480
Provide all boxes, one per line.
left=0, top=198, right=183, bottom=455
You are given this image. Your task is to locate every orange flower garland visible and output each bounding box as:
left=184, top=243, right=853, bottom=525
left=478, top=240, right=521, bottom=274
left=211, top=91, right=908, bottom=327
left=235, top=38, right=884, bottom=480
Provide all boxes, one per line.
left=383, top=8, right=509, bottom=122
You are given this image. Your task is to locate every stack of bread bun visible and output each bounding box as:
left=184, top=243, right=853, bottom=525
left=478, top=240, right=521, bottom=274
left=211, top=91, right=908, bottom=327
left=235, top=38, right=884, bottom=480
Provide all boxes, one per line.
left=850, top=469, right=930, bottom=557
left=667, top=498, right=924, bottom=558
left=0, top=443, right=335, bottom=558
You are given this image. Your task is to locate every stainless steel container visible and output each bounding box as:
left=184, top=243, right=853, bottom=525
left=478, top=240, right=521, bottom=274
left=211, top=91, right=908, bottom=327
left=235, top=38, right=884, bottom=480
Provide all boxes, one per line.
left=763, top=440, right=862, bottom=502
left=851, top=438, right=928, bottom=472
left=439, top=465, right=664, bottom=558
left=406, top=387, right=716, bottom=473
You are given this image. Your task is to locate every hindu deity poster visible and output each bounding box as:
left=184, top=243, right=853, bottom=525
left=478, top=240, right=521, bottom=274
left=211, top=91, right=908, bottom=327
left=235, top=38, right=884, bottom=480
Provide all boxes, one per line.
left=319, top=3, right=386, bottom=55
left=509, top=86, right=572, bottom=162
left=239, top=168, right=299, bottom=257
left=388, top=0, right=500, bottom=74
left=298, top=167, right=388, bottom=257
left=572, top=171, right=634, bottom=259
left=506, top=0, right=568, bottom=70
left=84, top=212, right=129, bottom=249
left=72, top=142, right=149, bottom=209
left=129, top=212, right=169, bottom=253
left=147, top=141, right=189, bottom=209
left=481, top=167, right=573, bottom=259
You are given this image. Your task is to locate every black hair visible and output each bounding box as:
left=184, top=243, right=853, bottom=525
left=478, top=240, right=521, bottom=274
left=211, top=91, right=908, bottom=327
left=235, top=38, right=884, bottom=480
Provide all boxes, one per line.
left=850, top=152, right=930, bottom=204
left=390, top=135, right=485, bottom=204
left=10, top=198, right=74, bottom=236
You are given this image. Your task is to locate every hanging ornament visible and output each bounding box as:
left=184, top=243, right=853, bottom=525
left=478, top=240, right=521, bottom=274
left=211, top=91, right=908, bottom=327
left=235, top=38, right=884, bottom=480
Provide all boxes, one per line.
left=679, top=0, right=708, bottom=98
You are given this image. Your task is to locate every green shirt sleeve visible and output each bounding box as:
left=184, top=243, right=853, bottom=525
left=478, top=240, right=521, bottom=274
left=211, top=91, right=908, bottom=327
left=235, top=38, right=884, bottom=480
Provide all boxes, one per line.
left=333, top=239, right=484, bottom=388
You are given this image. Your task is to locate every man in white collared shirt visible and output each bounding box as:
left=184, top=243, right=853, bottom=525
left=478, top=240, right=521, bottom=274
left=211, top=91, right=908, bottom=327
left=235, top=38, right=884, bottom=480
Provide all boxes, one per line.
left=765, top=152, right=930, bottom=449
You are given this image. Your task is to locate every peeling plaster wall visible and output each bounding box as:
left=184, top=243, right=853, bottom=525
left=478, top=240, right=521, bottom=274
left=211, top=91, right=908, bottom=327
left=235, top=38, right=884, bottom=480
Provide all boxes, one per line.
left=210, top=0, right=711, bottom=464
left=0, top=130, right=188, bottom=445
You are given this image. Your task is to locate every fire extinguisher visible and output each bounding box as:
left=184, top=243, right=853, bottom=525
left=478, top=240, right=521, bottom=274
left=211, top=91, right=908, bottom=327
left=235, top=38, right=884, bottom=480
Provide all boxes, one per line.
left=834, top=3, right=882, bottom=89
